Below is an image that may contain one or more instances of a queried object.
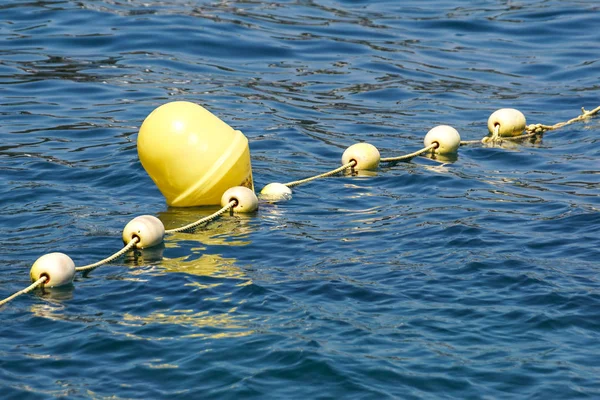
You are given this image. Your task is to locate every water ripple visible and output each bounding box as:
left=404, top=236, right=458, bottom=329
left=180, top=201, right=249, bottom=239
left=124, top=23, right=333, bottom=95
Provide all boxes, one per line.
left=1, top=0, right=600, bottom=398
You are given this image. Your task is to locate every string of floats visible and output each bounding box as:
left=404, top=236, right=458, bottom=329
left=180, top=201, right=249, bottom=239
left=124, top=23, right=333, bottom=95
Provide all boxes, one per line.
left=1, top=105, right=599, bottom=308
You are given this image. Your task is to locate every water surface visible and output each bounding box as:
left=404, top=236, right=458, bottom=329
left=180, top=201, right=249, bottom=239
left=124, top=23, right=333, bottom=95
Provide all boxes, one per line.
left=1, top=1, right=599, bottom=398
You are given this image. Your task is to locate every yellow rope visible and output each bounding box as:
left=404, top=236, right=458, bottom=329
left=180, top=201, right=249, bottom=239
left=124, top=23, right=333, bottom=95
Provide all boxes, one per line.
left=380, top=143, right=438, bottom=163
left=0, top=276, right=47, bottom=307
left=284, top=160, right=356, bottom=188
left=165, top=200, right=236, bottom=234
left=75, top=236, right=139, bottom=272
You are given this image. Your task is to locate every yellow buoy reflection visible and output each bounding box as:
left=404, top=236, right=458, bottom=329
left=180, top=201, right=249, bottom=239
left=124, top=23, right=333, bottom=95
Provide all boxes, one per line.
left=161, top=253, right=248, bottom=281
left=421, top=151, right=458, bottom=164
left=158, top=206, right=254, bottom=247
left=123, top=309, right=255, bottom=339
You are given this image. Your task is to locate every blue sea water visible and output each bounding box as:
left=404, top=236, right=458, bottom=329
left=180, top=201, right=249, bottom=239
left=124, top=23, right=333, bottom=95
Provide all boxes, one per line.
left=1, top=0, right=599, bottom=398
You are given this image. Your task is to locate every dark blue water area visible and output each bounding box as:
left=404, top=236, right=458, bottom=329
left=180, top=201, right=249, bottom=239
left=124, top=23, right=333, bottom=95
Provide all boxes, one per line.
left=1, top=0, right=600, bottom=398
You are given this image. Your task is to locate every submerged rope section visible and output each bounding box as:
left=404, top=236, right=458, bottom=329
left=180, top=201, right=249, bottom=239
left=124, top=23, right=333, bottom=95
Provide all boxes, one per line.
left=165, top=200, right=237, bottom=233
left=499, top=130, right=538, bottom=142
left=0, top=276, right=47, bottom=307
left=460, top=139, right=483, bottom=145
left=284, top=160, right=357, bottom=188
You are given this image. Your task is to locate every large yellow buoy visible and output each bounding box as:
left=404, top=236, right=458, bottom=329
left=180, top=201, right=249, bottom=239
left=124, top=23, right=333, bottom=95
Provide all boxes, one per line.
left=138, top=101, right=254, bottom=207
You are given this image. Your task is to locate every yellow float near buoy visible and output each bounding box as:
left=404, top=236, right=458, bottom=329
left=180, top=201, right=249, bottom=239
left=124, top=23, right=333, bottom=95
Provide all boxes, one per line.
left=138, top=101, right=254, bottom=207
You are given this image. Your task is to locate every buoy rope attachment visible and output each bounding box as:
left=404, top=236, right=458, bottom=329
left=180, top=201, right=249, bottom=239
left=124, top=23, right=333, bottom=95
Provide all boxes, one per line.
left=283, top=160, right=357, bottom=188
left=1, top=202, right=238, bottom=308
left=4, top=104, right=599, bottom=309
left=482, top=124, right=501, bottom=144
left=75, top=236, right=140, bottom=272
left=500, top=130, right=538, bottom=142
left=460, top=139, right=483, bottom=145
left=0, top=276, right=47, bottom=307
left=165, top=200, right=237, bottom=233
left=525, top=105, right=600, bottom=134
left=460, top=105, right=600, bottom=145
left=380, top=143, right=438, bottom=163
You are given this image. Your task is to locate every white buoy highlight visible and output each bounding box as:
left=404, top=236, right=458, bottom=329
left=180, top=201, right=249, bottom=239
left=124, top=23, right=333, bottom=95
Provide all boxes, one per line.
left=487, top=108, right=526, bottom=137
left=341, top=143, right=380, bottom=170
left=221, top=186, right=258, bottom=213
left=30, top=253, right=75, bottom=287
left=424, top=125, right=461, bottom=154
left=122, top=215, right=165, bottom=249
left=260, top=183, right=292, bottom=202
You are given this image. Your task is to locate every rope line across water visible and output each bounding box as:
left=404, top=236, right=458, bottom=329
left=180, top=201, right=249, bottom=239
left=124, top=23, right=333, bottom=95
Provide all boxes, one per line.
left=2, top=104, right=599, bottom=309
left=0, top=276, right=47, bottom=307
left=380, top=143, right=438, bottom=163
left=284, top=160, right=357, bottom=188
left=525, top=105, right=600, bottom=134
left=165, top=200, right=237, bottom=234
left=500, top=130, right=539, bottom=142
left=460, top=105, right=600, bottom=145
left=0, top=203, right=237, bottom=307
left=460, top=139, right=483, bottom=145
left=75, top=236, right=140, bottom=272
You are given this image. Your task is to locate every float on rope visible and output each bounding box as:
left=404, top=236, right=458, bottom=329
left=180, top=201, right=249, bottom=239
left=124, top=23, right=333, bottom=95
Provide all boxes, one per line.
left=260, top=183, right=293, bottom=202
left=30, top=253, right=75, bottom=288
left=487, top=108, right=527, bottom=138
left=122, top=215, right=165, bottom=248
left=424, top=125, right=461, bottom=154
left=3, top=103, right=598, bottom=308
left=341, top=143, right=380, bottom=170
